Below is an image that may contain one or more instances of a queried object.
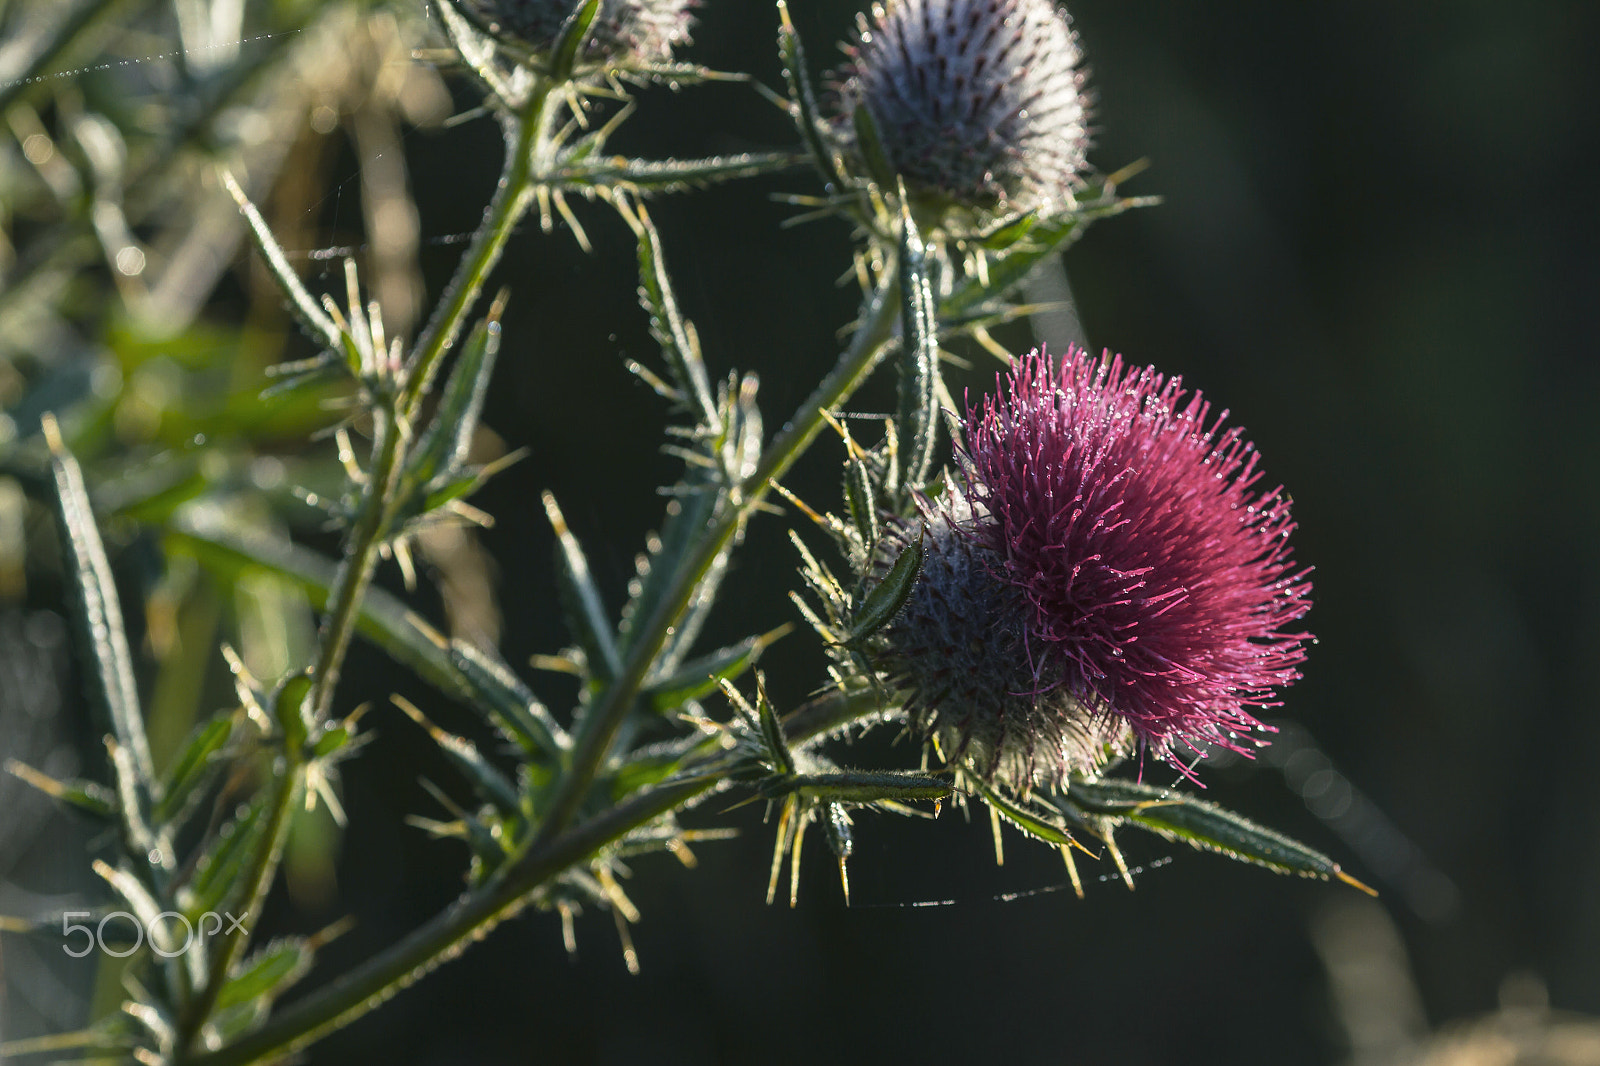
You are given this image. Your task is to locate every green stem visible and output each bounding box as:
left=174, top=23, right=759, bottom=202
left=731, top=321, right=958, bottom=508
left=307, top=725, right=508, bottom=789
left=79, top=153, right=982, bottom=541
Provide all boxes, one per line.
left=175, top=760, right=304, bottom=1056
left=400, top=80, right=559, bottom=416
left=305, top=410, right=404, bottom=722
left=534, top=277, right=903, bottom=844
left=185, top=687, right=871, bottom=1066
left=176, top=75, right=560, bottom=1061
left=306, top=79, right=557, bottom=723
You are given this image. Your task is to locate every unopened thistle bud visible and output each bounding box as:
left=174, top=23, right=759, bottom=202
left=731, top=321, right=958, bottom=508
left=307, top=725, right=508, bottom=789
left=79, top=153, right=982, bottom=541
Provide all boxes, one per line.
left=831, top=0, right=1091, bottom=215
left=455, top=0, right=695, bottom=67
left=873, top=348, right=1312, bottom=788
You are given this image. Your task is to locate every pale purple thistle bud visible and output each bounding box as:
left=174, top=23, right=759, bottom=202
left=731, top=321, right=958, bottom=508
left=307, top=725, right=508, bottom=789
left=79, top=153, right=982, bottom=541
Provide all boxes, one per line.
left=832, top=0, right=1091, bottom=213
left=456, top=0, right=695, bottom=65
left=876, top=347, right=1312, bottom=786
left=877, top=488, right=1133, bottom=788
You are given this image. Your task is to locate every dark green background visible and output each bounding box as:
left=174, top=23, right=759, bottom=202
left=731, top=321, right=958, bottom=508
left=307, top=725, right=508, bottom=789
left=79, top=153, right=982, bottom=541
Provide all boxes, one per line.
left=272, top=2, right=1600, bottom=1062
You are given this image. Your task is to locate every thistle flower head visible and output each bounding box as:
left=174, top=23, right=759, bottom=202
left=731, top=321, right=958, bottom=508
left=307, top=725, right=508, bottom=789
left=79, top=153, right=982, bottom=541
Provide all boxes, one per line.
left=830, top=0, right=1091, bottom=215
left=874, top=347, right=1312, bottom=786
left=455, top=0, right=694, bottom=67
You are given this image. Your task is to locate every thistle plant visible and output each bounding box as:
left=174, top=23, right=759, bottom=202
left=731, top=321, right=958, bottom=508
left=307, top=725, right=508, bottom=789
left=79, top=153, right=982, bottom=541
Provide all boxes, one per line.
left=830, top=0, right=1091, bottom=218
left=0, top=0, right=1371, bottom=1062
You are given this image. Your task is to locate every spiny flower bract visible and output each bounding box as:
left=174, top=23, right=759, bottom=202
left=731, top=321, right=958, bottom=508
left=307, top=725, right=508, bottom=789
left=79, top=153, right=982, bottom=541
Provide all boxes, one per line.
left=875, top=488, right=1133, bottom=788
left=874, top=347, right=1312, bottom=787
left=831, top=0, right=1091, bottom=215
left=455, top=0, right=695, bottom=66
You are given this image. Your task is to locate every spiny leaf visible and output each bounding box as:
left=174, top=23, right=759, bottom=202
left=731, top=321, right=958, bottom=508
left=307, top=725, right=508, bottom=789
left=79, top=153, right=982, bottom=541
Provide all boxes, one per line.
left=845, top=536, right=921, bottom=645
left=187, top=792, right=271, bottom=918
left=42, top=416, right=156, bottom=791
left=394, top=697, right=522, bottom=820
left=544, top=491, right=622, bottom=683
left=971, top=777, right=1081, bottom=850
left=895, top=201, right=940, bottom=494
left=4, top=759, right=115, bottom=818
left=642, top=626, right=789, bottom=714
left=850, top=104, right=897, bottom=192
left=166, top=506, right=566, bottom=761
left=619, top=198, right=717, bottom=424
left=568, top=152, right=804, bottom=195
left=1066, top=778, right=1372, bottom=890
left=941, top=189, right=1144, bottom=322
left=446, top=639, right=568, bottom=756
left=978, top=211, right=1037, bottom=251
left=767, top=769, right=950, bottom=805
left=221, top=170, right=342, bottom=353
left=777, top=0, right=845, bottom=191
left=405, top=293, right=505, bottom=499
left=550, top=0, right=602, bottom=82
left=754, top=679, right=792, bottom=777
left=843, top=458, right=881, bottom=549
left=215, top=937, right=312, bottom=1012
left=153, top=711, right=236, bottom=825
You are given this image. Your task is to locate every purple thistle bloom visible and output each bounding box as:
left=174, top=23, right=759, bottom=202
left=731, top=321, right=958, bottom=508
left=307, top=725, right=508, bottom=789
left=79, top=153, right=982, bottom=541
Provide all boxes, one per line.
left=831, top=0, right=1091, bottom=214
left=875, top=347, right=1311, bottom=786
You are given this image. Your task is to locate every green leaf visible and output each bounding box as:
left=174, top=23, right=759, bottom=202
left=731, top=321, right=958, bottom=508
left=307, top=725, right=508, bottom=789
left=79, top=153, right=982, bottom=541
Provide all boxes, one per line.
left=1065, top=778, right=1369, bottom=887
left=754, top=680, right=793, bottom=777
left=568, top=152, right=805, bottom=196
left=620, top=199, right=717, bottom=424
left=395, top=698, right=521, bottom=820
left=543, top=491, right=622, bottom=683
left=851, top=105, right=897, bottom=192
left=607, top=738, right=715, bottom=798
left=940, top=187, right=1145, bottom=324
left=274, top=673, right=312, bottom=753
left=405, top=295, right=504, bottom=499
left=215, top=937, right=312, bottom=1012
left=842, top=458, right=881, bottom=549
left=776, top=0, right=845, bottom=191
left=971, top=777, right=1081, bottom=849
left=550, top=0, right=601, bottom=81
left=41, top=416, right=156, bottom=790
left=4, top=760, right=116, bottom=818
left=845, top=536, right=921, bottom=645
left=186, top=792, right=270, bottom=917
left=221, top=171, right=342, bottom=354
left=766, top=769, right=950, bottom=805
left=153, top=712, right=235, bottom=825
left=165, top=505, right=565, bottom=760
left=311, top=724, right=351, bottom=760
left=642, top=627, right=786, bottom=714
left=619, top=486, right=717, bottom=664
left=941, top=214, right=1086, bottom=322
left=621, top=60, right=739, bottom=86
left=978, top=211, right=1038, bottom=251
left=446, top=639, right=567, bottom=756
left=895, top=203, right=940, bottom=495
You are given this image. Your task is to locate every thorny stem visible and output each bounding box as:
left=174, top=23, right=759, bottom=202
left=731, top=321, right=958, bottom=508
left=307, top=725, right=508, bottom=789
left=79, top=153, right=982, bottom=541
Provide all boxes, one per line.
left=533, top=276, right=903, bottom=845
left=191, top=72, right=902, bottom=1066
left=184, top=687, right=881, bottom=1066
left=307, top=78, right=558, bottom=725
left=400, top=80, right=560, bottom=416
left=175, top=758, right=305, bottom=1057
left=176, top=77, right=558, bottom=1064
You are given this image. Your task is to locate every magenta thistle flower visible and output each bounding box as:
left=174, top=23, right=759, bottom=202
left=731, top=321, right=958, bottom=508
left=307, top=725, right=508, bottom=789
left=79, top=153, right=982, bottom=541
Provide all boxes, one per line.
left=875, top=347, right=1311, bottom=786
left=830, top=0, right=1091, bottom=214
